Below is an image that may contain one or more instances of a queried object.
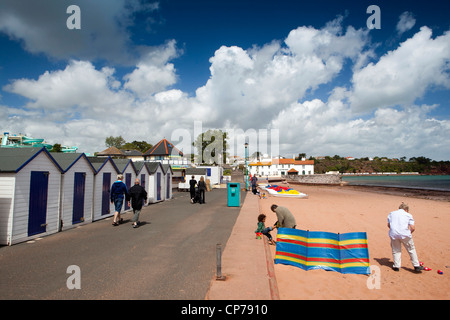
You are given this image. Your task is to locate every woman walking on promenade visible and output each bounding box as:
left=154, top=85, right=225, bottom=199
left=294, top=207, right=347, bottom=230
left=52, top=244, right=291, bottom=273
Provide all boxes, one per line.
left=198, top=176, right=207, bottom=204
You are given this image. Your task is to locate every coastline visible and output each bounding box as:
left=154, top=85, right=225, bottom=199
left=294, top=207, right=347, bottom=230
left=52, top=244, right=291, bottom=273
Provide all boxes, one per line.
left=342, top=184, right=450, bottom=202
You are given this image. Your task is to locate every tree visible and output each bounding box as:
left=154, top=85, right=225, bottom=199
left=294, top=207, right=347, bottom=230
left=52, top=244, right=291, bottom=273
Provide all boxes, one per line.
left=122, top=141, right=152, bottom=153
left=193, top=129, right=228, bottom=165
left=105, top=136, right=125, bottom=148
left=51, top=143, right=63, bottom=152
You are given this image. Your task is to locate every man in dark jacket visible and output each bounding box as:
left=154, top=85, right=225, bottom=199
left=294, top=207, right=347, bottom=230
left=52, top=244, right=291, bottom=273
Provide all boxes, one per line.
left=128, top=178, right=147, bottom=228
left=189, top=175, right=197, bottom=203
left=111, top=174, right=129, bottom=226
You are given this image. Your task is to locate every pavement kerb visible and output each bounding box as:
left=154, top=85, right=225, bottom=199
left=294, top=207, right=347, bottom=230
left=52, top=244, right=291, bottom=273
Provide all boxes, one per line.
left=205, top=191, right=279, bottom=300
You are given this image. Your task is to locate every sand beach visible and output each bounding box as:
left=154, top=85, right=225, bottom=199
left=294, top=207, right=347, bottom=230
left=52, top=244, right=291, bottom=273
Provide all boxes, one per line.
left=258, top=183, right=450, bottom=300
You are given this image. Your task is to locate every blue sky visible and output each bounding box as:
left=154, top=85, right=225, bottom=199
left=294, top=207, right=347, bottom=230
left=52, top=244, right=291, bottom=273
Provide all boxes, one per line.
left=0, top=0, right=449, bottom=160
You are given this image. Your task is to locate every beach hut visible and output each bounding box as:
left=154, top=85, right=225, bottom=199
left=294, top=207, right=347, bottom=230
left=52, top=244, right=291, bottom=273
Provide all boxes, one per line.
left=88, top=157, right=119, bottom=221
left=0, top=147, right=63, bottom=245
left=161, top=164, right=173, bottom=200
left=146, top=162, right=165, bottom=203
left=112, top=158, right=137, bottom=212
left=51, top=153, right=96, bottom=230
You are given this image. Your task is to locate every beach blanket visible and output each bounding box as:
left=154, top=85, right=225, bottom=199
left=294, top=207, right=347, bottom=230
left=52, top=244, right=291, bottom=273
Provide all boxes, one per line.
left=275, top=228, right=370, bottom=274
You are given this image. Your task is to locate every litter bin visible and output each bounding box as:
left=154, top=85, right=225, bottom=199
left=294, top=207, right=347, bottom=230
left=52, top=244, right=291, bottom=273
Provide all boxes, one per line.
left=227, top=182, right=240, bottom=207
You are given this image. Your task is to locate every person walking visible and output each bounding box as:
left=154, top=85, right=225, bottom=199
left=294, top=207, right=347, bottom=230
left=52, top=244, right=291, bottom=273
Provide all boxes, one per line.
left=387, top=202, right=424, bottom=273
left=128, top=178, right=148, bottom=228
left=111, top=174, right=129, bottom=226
left=251, top=175, right=258, bottom=195
left=198, top=176, right=207, bottom=204
left=189, top=175, right=197, bottom=203
left=270, top=204, right=297, bottom=228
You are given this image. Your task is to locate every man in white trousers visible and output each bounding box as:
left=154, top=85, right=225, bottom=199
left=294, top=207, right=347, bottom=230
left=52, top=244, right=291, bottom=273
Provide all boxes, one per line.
left=387, top=202, right=424, bottom=273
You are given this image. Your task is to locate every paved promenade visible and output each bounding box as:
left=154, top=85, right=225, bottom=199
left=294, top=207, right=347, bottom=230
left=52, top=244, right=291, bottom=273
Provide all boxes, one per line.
left=206, top=191, right=279, bottom=300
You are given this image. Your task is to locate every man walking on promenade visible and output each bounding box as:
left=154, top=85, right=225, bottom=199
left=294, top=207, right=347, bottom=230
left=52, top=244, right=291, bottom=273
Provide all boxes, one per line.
left=387, top=202, right=424, bottom=273
left=111, top=174, right=129, bottom=226
left=128, top=178, right=148, bottom=228
left=271, top=204, right=297, bottom=229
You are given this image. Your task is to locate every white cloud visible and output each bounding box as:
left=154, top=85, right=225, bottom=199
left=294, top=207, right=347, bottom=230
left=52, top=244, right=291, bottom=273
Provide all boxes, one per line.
left=350, top=27, right=450, bottom=113
left=396, top=12, right=416, bottom=35
left=124, top=40, right=180, bottom=98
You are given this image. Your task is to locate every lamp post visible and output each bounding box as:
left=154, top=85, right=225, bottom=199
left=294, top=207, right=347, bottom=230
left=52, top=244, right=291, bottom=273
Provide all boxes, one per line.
left=245, top=142, right=248, bottom=191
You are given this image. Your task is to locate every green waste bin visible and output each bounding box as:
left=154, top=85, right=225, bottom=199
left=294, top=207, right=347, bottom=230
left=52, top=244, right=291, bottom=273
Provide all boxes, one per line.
left=227, top=182, right=240, bottom=207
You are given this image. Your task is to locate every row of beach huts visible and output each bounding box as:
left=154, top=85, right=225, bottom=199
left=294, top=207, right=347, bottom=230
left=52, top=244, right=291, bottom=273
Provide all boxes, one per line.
left=0, top=147, right=174, bottom=246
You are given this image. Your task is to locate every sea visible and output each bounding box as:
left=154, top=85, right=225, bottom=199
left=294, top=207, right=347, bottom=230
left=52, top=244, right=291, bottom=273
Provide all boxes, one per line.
left=341, top=175, right=450, bottom=192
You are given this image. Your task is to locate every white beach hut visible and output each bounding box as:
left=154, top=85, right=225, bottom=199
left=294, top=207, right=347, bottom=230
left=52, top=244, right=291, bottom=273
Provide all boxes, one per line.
left=51, top=153, right=95, bottom=230
left=0, top=147, right=63, bottom=245
left=161, top=164, right=173, bottom=200
left=112, top=158, right=137, bottom=212
left=146, top=162, right=165, bottom=204
left=88, top=157, right=119, bottom=221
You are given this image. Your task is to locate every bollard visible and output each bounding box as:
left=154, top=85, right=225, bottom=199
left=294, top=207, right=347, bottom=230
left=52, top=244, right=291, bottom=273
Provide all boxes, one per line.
left=216, top=243, right=226, bottom=281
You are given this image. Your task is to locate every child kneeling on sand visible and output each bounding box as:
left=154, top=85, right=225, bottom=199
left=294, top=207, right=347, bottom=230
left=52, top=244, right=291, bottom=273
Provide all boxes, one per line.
left=255, top=214, right=276, bottom=245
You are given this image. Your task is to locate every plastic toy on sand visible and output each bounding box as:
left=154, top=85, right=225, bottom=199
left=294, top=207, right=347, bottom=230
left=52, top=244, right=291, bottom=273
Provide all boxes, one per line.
left=424, top=267, right=432, bottom=271
left=437, top=270, right=443, bottom=275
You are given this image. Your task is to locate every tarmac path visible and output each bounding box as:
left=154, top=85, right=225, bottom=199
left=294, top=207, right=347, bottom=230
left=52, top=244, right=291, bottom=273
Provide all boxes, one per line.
left=0, top=188, right=244, bottom=300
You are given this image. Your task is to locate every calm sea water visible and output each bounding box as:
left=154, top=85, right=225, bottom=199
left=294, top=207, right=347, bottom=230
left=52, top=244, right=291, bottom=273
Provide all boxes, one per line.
left=342, top=175, right=450, bottom=191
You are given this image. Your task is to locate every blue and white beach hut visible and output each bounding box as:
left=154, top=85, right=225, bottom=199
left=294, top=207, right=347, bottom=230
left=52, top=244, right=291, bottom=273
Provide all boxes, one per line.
left=88, top=156, right=119, bottom=221
left=51, top=153, right=96, bottom=230
left=0, top=147, right=63, bottom=245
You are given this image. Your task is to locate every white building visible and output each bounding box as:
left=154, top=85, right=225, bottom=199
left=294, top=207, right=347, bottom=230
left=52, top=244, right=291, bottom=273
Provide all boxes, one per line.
left=249, top=158, right=314, bottom=177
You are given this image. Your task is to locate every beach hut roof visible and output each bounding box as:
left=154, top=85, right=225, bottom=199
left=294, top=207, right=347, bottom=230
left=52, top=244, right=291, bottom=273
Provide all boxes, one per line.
left=50, top=152, right=96, bottom=173
left=161, top=164, right=173, bottom=174
left=112, top=158, right=137, bottom=174
left=0, top=147, right=63, bottom=173
left=145, top=162, right=164, bottom=174
left=87, top=156, right=119, bottom=174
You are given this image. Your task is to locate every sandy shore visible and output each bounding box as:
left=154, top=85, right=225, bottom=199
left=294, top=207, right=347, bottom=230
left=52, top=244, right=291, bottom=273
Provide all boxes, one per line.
left=258, top=183, right=450, bottom=300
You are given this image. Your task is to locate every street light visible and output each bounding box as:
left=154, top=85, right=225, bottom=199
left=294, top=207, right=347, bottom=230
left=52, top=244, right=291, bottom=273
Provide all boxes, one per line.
left=245, top=142, right=248, bottom=191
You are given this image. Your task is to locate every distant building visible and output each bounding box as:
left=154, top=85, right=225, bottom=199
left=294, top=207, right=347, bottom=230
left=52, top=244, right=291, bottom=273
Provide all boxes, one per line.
left=142, top=138, right=190, bottom=169
left=249, top=158, right=314, bottom=177
left=97, top=146, right=144, bottom=162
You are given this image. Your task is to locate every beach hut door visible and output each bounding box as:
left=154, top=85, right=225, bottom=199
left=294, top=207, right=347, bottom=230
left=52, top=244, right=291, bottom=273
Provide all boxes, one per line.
left=72, top=172, right=86, bottom=224
left=124, top=173, right=131, bottom=210
left=141, top=174, right=146, bottom=206
left=28, top=171, right=49, bottom=236
left=166, top=173, right=170, bottom=199
left=101, top=173, right=111, bottom=215
left=157, top=172, right=161, bottom=201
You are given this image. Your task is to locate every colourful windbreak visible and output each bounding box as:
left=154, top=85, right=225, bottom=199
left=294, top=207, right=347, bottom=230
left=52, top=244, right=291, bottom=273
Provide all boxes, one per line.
left=275, top=228, right=370, bottom=274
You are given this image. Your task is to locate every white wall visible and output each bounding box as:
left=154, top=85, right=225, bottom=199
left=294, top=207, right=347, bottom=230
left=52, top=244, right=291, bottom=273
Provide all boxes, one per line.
left=0, top=174, right=15, bottom=245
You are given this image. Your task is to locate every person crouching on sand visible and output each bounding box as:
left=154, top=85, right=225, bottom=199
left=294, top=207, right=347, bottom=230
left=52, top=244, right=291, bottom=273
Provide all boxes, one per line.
left=255, top=214, right=275, bottom=245
left=270, top=204, right=297, bottom=229
left=387, top=202, right=424, bottom=273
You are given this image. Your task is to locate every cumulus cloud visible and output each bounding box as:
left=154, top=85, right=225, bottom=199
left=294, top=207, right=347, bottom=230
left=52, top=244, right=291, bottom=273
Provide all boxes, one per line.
left=350, top=27, right=450, bottom=113
left=396, top=11, right=416, bottom=35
